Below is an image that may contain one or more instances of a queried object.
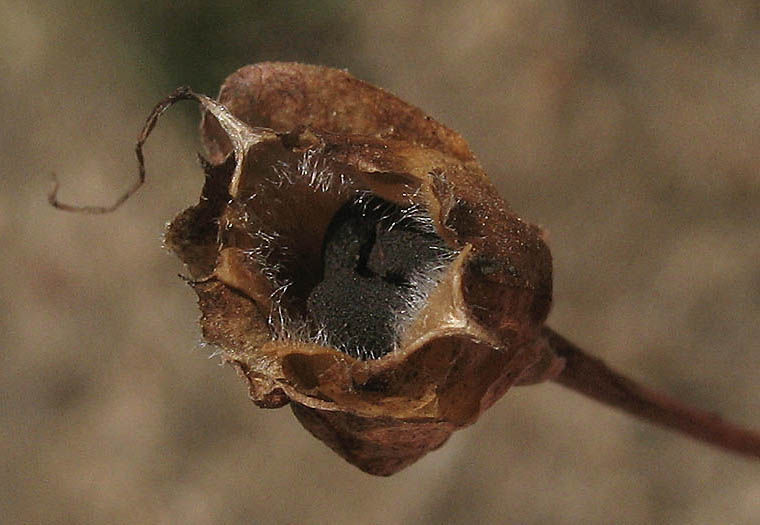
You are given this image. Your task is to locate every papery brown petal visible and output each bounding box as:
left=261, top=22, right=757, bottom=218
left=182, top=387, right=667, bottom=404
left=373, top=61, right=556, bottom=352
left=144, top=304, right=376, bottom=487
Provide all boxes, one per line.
left=201, top=62, right=475, bottom=164
left=291, top=404, right=455, bottom=477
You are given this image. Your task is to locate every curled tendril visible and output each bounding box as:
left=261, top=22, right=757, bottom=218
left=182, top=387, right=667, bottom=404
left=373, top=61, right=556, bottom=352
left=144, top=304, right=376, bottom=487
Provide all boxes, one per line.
left=48, top=86, right=197, bottom=214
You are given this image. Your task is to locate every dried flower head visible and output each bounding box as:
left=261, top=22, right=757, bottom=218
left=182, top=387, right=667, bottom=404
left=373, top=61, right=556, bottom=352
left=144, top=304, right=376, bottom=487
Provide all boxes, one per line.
left=162, top=64, right=559, bottom=475
left=51, top=62, right=760, bottom=475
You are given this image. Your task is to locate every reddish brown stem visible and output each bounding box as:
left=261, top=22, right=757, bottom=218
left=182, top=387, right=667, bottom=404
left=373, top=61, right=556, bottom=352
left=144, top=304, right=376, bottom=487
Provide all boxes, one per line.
left=544, top=327, right=760, bottom=459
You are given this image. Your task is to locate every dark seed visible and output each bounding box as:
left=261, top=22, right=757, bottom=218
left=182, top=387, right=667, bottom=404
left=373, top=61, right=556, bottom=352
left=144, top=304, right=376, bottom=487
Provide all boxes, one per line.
left=306, top=195, right=450, bottom=359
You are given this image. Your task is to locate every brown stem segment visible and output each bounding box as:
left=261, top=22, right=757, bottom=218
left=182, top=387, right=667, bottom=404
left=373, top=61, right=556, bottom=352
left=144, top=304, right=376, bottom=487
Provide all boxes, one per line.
left=544, top=327, right=760, bottom=459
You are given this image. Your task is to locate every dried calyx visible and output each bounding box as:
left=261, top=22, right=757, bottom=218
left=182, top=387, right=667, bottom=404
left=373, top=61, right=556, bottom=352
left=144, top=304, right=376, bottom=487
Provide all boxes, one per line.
left=154, top=70, right=558, bottom=475
left=51, top=63, right=760, bottom=475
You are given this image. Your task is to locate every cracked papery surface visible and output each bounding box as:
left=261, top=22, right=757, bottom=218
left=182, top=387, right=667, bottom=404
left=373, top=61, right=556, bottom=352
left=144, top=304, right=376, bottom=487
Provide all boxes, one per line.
left=306, top=195, right=452, bottom=360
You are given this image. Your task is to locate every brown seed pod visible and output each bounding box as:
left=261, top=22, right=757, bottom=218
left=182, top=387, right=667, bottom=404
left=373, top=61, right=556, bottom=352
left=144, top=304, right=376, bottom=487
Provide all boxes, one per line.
left=162, top=64, right=560, bottom=475
left=50, top=62, right=760, bottom=475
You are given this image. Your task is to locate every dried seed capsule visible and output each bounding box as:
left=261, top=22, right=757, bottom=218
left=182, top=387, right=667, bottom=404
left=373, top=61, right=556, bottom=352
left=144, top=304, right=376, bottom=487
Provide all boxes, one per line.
left=164, top=63, right=558, bottom=475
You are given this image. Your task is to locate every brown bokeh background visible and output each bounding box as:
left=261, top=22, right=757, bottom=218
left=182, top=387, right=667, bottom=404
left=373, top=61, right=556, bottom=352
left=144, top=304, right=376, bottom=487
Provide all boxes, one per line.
left=2, top=1, right=758, bottom=523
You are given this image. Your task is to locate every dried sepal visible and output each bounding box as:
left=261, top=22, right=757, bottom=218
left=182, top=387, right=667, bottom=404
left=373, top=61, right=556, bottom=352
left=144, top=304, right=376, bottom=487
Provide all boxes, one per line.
left=157, top=64, right=558, bottom=475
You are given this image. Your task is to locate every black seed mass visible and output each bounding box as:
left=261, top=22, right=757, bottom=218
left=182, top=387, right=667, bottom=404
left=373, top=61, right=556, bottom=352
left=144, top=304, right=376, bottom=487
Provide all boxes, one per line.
left=306, top=195, right=450, bottom=360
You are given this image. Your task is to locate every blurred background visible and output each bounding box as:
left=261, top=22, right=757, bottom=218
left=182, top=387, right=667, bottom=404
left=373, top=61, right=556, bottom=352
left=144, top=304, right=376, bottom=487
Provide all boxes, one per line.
left=1, top=1, right=758, bottom=523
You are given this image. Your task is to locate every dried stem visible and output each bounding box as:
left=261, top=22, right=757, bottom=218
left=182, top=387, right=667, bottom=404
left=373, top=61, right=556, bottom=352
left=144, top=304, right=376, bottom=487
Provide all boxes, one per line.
left=545, top=327, right=760, bottom=458
left=48, top=86, right=197, bottom=214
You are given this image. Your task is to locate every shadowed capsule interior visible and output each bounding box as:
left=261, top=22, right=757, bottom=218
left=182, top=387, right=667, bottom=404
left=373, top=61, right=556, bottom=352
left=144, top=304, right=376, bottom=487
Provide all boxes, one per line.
left=306, top=195, right=451, bottom=360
